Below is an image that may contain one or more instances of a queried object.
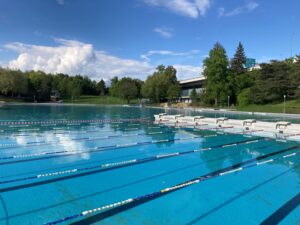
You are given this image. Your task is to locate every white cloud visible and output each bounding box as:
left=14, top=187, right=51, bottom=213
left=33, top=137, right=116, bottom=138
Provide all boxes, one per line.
left=219, top=1, right=259, bottom=17
left=56, top=0, right=65, bottom=5
left=141, top=49, right=203, bottom=80
left=3, top=39, right=203, bottom=81
left=174, top=64, right=203, bottom=80
left=145, top=0, right=211, bottom=18
left=141, top=49, right=201, bottom=61
left=153, top=27, right=174, bottom=38
left=4, top=39, right=153, bottom=81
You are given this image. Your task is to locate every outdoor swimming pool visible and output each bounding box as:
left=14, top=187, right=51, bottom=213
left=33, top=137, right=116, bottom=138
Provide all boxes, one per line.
left=0, top=104, right=300, bottom=225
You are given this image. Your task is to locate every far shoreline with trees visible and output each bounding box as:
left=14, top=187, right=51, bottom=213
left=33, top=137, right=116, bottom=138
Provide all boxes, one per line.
left=1, top=42, right=300, bottom=114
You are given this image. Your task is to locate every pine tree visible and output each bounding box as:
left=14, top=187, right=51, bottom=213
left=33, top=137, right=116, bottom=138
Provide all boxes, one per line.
left=231, top=42, right=246, bottom=75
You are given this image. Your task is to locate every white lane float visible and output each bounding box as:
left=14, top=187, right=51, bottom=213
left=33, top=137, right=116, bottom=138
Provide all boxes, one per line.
left=1, top=136, right=264, bottom=185
left=43, top=143, right=300, bottom=225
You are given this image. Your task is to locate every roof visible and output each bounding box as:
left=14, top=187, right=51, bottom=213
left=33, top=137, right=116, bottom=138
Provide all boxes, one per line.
left=179, top=76, right=206, bottom=84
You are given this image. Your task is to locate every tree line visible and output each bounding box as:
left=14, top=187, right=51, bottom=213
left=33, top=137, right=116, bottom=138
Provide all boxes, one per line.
left=0, top=69, right=106, bottom=101
left=193, top=42, right=300, bottom=107
left=2, top=43, right=298, bottom=106
left=106, top=65, right=181, bottom=103
left=0, top=65, right=181, bottom=103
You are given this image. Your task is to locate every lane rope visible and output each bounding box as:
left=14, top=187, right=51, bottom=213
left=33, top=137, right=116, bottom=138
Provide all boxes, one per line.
left=10, top=124, right=164, bottom=137
left=0, top=118, right=151, bottom=126
left=0, top=137, right=264, bottom=185
left=0, top=129, right=175, bottom=150
left=44, top=143, right=300, bottom=225
left=0, top=134, right=213, bottom=165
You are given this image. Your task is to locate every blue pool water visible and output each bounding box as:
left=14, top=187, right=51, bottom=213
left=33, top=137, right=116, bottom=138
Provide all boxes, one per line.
left=0, top=104, right=300, bottom=225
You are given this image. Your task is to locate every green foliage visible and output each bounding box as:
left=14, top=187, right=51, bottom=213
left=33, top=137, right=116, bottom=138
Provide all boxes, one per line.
left=141, top=65, right=181, bottom=102
left=109, top=77, right=120, bottom=97
left=231, top=42, right=247, bottom=75
left=189, top=89, right=198, bottom=103
left=203, top=42, right=230, bottom=106
left=249, top=60, right=295, bottom=104
left=132, top=79, right=144, bottom=98
left=118, top=77, right=138, bottom=103
left=97, top=79, right=106, bottom=96
left=0, top=68, right=101, bottom=101
left=0, top=69, right=28, bottom=96
left=68, top=79, right=81, bottom=100
left=237, top=88, right=251, bottom=106
left=167, top=84, right=181, bottom=101
left=108, top=77, right=141, bottom=103
left=236, top=71, right=256, bottom=94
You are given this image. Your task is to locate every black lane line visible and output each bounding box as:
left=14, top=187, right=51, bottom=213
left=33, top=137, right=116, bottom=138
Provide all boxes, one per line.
left=0, top=137, right=264, bottom=185
left=186, top=165, right=300, bottom=225
left=70, top=191, right=171, bottom=225
left=0, top=138, right=262, bottom=193
left=0, top=147, right=272, bottom=222
left=0, top=195, right=9, bottom=225
left=70, top=144, right=300, bottom=225
left=260, top=192, right=300, bottom=225
left=0, top=139, right=271, bottom=186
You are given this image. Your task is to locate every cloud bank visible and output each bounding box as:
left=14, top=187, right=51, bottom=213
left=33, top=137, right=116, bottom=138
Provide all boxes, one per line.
left=3, top=39, right=203, bottom=81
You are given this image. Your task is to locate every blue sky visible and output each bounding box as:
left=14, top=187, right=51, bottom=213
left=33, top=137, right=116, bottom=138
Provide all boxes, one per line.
left=0, top=0, right=299, bottom=81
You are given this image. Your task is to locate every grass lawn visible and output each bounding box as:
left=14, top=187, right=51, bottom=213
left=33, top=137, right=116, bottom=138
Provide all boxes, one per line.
left=0, top=97, right=26, bottom=103
left=237, top=100, right=300, bottom=114
left=63, top=95, right=139, bottom=105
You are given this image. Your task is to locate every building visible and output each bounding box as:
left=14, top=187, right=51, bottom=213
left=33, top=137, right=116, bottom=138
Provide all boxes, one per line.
left=179, top=77, right=205, bottom=102
left=179, top=58, right=260, bottom=102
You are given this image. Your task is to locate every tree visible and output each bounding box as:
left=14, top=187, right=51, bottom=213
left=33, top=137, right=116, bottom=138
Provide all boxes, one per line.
left=237, top=88, right=251, bottom=106
left=0, top=68, right=110, bottom=101
left=109, top=76, right=120, bottom=97
left=167, top=84, right=181, bottom=101
left=249, top=60, right=293, bottom=104
left=190, top=89, right=198, bottom=103
left=141, top=65, right=181, bottom=102
left=97, top=79, right=106, bottom=96
left=231, top=42, right=247, bottom=75
left=0, top=70, right=14, bottom=95
left=26, top=71, right=53, bottom=101
left=133, top=79, right=144, bottom=98
left=203, top=42, right=230, bottom=106
left=68, top=80, right=81, bottom=100
left=118, top=77, right=138, bottom=103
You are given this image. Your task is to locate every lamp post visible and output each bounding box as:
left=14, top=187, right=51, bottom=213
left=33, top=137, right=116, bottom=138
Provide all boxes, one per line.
left=227, top=96, right=230, bottom=109
left=283, top=95, right=286, bottom=114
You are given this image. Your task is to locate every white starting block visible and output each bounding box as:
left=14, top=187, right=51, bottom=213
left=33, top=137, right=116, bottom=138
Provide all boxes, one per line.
left=243, top=119, right=256, bottom=130
left=177, top=116, right=205, bottom=125
left=154, top=113, right=167, bottom=122
left=161, top=114, right=183, bottom=123
left=153, top=114, right=300, bottom=142
left=216, top=117, right=228, bottom=125
left=276, top=121, right=291, bottom=130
